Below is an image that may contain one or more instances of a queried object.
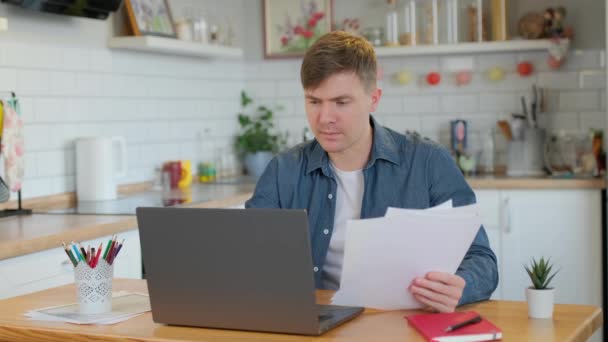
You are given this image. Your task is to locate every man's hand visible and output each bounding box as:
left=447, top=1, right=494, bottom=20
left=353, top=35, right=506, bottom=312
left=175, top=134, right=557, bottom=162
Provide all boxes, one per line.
left=409, top=272, right=466, bottom=313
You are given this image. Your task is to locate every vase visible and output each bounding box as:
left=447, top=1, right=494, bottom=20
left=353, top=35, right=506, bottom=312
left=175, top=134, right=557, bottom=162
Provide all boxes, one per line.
left=526, top=287, right=555, bottom=319
left=244, top=151, right=274, bottom=179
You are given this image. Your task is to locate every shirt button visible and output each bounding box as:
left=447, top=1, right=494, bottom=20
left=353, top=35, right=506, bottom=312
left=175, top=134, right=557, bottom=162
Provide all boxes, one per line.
left=313, top=266, right=319, bottom=272
left=323, top=229, right=329, bottom=235
left=328, top=193, right=333, bottom=199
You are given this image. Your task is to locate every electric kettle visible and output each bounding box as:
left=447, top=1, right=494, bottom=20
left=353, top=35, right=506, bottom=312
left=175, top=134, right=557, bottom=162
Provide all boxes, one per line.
left=75, top=136, right=127, bottom=201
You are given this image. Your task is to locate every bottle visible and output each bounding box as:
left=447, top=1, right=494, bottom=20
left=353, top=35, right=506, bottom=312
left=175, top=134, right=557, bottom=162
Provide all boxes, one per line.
left=479, top=129, right=495, bottom=174
left=192, top=16, right=208, bottom=44
left=385, top=0, right=400, bottom=46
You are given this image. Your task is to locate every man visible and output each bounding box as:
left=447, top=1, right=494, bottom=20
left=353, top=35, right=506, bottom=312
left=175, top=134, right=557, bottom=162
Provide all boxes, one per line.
left=245, top=31, right=498, bottom=313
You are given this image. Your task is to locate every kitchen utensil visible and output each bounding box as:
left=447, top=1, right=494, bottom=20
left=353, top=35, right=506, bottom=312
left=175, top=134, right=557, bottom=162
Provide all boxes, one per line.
left=510, top=114, right=526, bottom=141
left=507, top=127, right=546, bottom=176
left=497, top=120, right=512, bottom=141
left=520, top=96, right=533, bottom=127
left=76, top=136, right=127, bottom=201
left=531, top=84, right=538, bottom=127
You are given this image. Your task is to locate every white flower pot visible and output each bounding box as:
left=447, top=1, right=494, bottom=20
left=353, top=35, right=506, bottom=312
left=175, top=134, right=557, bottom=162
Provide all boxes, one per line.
left=244, top=151, right=273, bottom=179
left=526, top=287, right=555, bottom=319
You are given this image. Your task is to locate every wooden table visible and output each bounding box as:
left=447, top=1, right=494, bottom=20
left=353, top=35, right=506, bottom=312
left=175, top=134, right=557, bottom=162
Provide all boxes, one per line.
left=0, top=279, right=601, bottom=341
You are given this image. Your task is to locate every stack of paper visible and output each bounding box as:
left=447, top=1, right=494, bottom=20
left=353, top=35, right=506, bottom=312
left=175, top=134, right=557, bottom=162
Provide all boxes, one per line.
left=24, top=292, right=151, bottom=325
left=332, top=202, right=481, bottom=310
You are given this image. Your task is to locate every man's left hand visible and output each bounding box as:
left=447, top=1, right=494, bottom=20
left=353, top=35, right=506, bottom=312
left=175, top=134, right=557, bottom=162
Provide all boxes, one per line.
left=409, top=272, right=465, bottom=313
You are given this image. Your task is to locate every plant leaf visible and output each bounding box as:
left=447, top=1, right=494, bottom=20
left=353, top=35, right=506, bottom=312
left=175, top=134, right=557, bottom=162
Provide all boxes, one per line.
left=241, top=91, right=252, bottom=107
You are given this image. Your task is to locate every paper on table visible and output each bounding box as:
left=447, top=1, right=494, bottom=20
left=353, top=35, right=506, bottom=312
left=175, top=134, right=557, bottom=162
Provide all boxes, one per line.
left=24, top=292, right=151, bottom=325
left=332, top=204, right=481, bottom=310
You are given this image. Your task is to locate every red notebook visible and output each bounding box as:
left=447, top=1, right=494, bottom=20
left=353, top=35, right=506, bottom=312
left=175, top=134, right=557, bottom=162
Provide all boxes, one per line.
left=406, top=311, right=502, bottom=342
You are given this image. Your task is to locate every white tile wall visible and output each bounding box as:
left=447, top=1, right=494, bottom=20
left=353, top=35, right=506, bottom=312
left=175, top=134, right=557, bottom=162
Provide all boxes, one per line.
left=0, top=42, right=243, bottom=199
left=0, top=41, right=605, bottom=200
left=244, top=49, right=606, bottom=155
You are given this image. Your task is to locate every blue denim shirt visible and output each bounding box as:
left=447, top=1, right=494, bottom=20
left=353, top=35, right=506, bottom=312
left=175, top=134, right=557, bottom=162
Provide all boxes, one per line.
left=245, top=116, right=498, bottom=305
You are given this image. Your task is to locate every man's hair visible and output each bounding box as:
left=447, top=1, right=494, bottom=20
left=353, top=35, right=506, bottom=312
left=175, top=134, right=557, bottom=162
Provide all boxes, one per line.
left=300, top=31, right=377, bottom=92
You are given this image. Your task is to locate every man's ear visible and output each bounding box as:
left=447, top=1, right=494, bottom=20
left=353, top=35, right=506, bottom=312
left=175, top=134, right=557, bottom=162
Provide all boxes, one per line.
left=369, top=87, right=382, bottom=113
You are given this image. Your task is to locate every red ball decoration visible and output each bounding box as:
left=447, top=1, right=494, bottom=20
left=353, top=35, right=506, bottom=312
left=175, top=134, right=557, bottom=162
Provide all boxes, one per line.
left=547, top=55, right=564, bottom=69
left=517, top=62, right=534, bottom=77
left=455, top=71, right=472, bottom=86
left=426, top=72, right=441, bottom=86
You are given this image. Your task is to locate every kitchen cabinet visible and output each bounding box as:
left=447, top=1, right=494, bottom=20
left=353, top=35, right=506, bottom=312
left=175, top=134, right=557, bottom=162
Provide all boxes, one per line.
left=475, top=189, right=602, bottom=309
left=0, top=229, right=141, bottom=300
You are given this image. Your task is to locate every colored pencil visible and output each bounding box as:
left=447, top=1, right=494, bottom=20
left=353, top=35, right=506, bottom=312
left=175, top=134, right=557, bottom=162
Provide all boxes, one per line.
left=62, top=242, right=78, bottom=267
left=102, top=236, right=113, bottom=261
left=93, top=242, right=103, bottom=267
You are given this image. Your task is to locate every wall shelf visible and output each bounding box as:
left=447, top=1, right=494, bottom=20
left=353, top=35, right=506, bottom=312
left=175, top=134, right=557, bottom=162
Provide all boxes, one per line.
left=374, top=39, right=558, bottom=57
left=107, top=36, right=243, bottom=59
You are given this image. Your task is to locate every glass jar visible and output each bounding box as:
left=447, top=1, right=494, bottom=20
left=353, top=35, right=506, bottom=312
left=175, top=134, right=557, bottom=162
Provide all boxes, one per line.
left=362, top=27, right=385, bottom=47
left=438, top=0, right=459, bottom=44
left=385, top=0, right=400, bottom=46
left=399, top=0, right=416, bottom=45
left=174, top=19, right=193, bottom=41
left=459, top=0, right=489, bottom=42
left=416, top=0, right=438, bottom=45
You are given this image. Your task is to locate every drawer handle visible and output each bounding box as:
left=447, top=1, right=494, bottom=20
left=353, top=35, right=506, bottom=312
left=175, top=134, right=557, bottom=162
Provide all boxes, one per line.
left=501, top=197, right=511, bottom=234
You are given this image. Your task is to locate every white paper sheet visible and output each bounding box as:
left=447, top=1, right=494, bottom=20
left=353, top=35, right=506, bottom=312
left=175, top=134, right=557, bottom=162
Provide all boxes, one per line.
left=24, top=292, right=151, bottom=325
left=332, top=204, right=481, bottom=310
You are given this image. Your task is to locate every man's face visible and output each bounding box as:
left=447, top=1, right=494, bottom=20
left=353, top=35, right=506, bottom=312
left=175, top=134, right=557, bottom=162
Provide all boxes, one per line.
left=304, top=72, right=381, bottom=155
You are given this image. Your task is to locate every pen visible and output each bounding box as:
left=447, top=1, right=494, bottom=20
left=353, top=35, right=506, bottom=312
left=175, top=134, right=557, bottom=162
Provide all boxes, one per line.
left=445, top=314, right=482, bottom=332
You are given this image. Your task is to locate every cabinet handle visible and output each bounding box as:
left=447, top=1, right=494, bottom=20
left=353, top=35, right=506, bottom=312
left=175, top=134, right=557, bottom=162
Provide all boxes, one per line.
left=501, top=197, right=511, bottom=234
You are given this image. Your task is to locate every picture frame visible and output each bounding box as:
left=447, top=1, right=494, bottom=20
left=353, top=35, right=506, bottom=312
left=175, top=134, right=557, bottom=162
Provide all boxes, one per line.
left=263, top=0, right=333, bottom=59
left=124, top=0, right=176, bottom=38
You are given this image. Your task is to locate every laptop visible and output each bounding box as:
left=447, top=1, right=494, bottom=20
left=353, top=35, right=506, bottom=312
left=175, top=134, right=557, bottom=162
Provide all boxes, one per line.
left=136, top=207, right=364, bottom=335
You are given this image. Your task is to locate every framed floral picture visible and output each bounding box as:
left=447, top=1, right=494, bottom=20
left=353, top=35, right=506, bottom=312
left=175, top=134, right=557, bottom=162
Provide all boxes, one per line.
left=263, top=0, right=333, bottom=59
left=124, top=0, right=176, bottom=38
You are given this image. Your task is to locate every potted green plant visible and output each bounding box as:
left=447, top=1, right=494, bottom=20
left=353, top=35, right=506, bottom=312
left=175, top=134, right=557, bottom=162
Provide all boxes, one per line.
left=235, top=91, right=285, bottom=178
left=524, top=257, right=559, bottom=319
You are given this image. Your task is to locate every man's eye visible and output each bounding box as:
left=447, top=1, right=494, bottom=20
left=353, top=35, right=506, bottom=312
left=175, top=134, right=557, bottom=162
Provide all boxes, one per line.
left=309, top=100, right=319, bottom=105
left=337, top=101, right=347, bottom=105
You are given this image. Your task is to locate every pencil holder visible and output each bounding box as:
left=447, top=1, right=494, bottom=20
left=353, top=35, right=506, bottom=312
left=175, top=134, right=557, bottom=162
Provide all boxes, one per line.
left=74, top=259, right=114, bottom=314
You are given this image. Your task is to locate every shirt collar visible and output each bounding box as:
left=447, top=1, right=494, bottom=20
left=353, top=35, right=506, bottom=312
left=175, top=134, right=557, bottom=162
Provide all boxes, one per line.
left=306, top=115, right=401, bottom=175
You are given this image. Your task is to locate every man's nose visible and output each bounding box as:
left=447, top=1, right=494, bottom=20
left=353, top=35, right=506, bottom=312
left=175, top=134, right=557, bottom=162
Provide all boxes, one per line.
left=318, top=103, right=335, bottom=124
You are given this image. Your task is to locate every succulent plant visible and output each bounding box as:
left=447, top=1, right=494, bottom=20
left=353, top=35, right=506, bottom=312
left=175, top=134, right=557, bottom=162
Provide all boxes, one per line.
left=524, top=257, right=559, bottom=290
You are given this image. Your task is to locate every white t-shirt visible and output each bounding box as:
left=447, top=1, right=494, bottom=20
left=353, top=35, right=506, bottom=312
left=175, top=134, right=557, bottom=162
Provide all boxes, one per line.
left=322, top=162, right=364, bottom=289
